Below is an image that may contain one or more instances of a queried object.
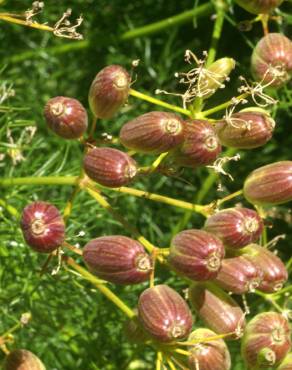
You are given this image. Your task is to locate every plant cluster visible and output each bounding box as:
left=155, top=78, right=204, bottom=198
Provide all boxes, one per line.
left=1, top=0, right=292, bottom=369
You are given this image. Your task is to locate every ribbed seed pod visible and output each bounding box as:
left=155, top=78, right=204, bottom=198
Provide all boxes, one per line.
left=88, top=65, right=131, bottom=118
left=214, top=256, right=263, bottom=294
left=188, top=328, right=231, bottom=370
left=243, top=161, right=292, bottom=206
left=83, top=147, right=138, bottom=188
left=20, top=201, right=65, bottom=253
left=198, top=58, right=236, bottom=99
left=83, top=236, right=152, bottom=285
left=189, top=283, right=246, bottom=339
left=44, top=96, right=88, bottom=139
left=277, top=353, right=292, bottom=370
left=138, top=284, right=193, bottom=342
left=204, top=207, right=263, bottom=249
left=241, top=312, right=291, bottom=369
left=5, top=349, right=46, bottom=370
left=215, top=111, right=275, bottom=149
left=240, top=244, right=288, bottom=293
left=251, top=33, right=292, bottom=87
left=235, top=0, right=283, bottom=14
left=170, top=120, right=221, bottom=168
left=168, top=229, right=225, bottom=281
left=119, top=111, right=184, bottom=154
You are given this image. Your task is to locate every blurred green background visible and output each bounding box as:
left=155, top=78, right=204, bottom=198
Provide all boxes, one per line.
left=0, top=1, right=291, bottom=369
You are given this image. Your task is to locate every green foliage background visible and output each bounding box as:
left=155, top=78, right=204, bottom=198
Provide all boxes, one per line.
left=0, top=1, right=291, bottom=369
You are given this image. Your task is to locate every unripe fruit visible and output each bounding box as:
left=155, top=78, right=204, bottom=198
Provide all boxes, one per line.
left=241, top=312, right=291, bottom=369
left=88, top=65, right=130, bottom=119
left=215, top=111, right=275, bottom=149
left=170, top=120, right=221, bottom=168
left=189, top=283, right=246, bottom=339
left=277, top=353, right=292, bottom=370
left=214, top=256, right=263, bottom=294
left=44, top=96, right=88, bottom=139
left=251, top=33, right=292, bottom=87
left=168, top=229, right=225, bottom=281
left=83, top=147, right=138, bottom=188
left=235, top=0, right=283, bottom=14
left=4, top=349, right=46, bottom=370
left=198, top=58, right=235, bottom=99
left=138, top=284, right=193, bottom=342
left=204, top=207, right=263, bottom=249
left=243, top=161, right=292, bottom=206
left=119, top=111, right=184, bottom=154
left=20, top=201, right=65, bottom=253
left=188, top=328, right=231, bottom=370
left=83, top=236, right=152, bottom=285
left=123, top=314, right=149, bottom=344
left=240, top=244, right=288, bottom=293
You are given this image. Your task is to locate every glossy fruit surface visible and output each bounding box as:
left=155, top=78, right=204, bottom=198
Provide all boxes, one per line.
left=88, top=65, right=130, bottom=118
left=204, top=207, right=263, bottom=249
left=83, top=147, right=137, bottom=188
left=138, top=284, right=193, bottom=342
left=188, top=328, right=231, bottom=370
left=44, top=96, right=88, bottom=139
left=214, top=256, right=263, bottom=294
left=83, top=236, right=152, bottom=285
left=189, top=283, right=245, bottom=339
left=215, top=111, right=275, bottom=149
left=171, top=120, right=221, bottom=168
left=241, top=312, right=291, bottom=368
left=251, top=33, right=292, bottom=87
left=235, top=0, right=283, bottom=14
left=5, top=349, right=46, bottom=370
left=243, top=161, right=292, bottom=206
left=119, top=111, right=184, bottom=154
left=20, top=201, right=65, bottom=253
left=168, top=229, right=225, bottom=281
left=241, top=244, right=288, bottom=293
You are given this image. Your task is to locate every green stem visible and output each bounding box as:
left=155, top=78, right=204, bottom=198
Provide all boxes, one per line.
left=0, top=176, right=209, bottom=216
left=0, top=176, right=78, bottom=187
left=206, top=0, right=226, bottom=67
left=84, top=185, right=156, bottom=254
left=129, top=89, right=191, bottom=117
left=200, top=93, right=249, bottom=117
left=65, top=257, right=135, bottom=319
left=121, top=3, right=214, bottom=40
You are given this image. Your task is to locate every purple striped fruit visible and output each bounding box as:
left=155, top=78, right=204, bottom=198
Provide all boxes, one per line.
left=20, top=201, right=65, bottom=253
left=83, top=236, right=152, bottom=285
left=188, top=328, right=231, bottom=370
left=235, top=0, right=283, bottom=14
left=277, top=353, right=292, bottom=370
left=251, top=33, right=292, bottom=87
left=83, top=147, right=138, bottom=188
left=189, top=283, right=246, bottom=339
left=240, top=244, right=288, bottom=293
left=119, top=111, right=184, bottom=154
left=215, top=111, right=275, bottom=149
left=44, top=96, right=88, bottom=139
left=244, top=161, right=292, bottom=206
left=89, top=65, right=131, bottom=119
left=214, top=256, right=263, bottom=294
left=168, top=229, right=225, bottom=281
left=171, top=120, right=221, bottom=168
left=4, top=349, right=46, bottom=370
left=138, top=284, right=193, bottom=342
left=204, top=207, right=263, bottom=249
left=241, top=312, right=291, bottom=368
